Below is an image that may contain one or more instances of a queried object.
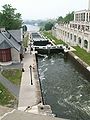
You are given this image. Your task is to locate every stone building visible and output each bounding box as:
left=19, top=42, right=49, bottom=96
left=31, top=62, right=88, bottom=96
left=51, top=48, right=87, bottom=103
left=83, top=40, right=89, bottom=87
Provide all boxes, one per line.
left=0, top=28, right=23, bottom=64
left=52, top=0, right=90, bottom=52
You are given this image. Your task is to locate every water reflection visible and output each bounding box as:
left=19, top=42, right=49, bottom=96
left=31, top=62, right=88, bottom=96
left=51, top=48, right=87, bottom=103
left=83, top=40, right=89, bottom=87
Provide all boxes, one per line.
left=38, top=54, right=90, bottom=120
left=25, top=24, right=39, bottom=32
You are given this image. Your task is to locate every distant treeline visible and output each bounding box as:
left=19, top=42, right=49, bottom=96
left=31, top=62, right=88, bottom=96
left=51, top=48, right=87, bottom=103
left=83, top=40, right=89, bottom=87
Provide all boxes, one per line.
left=40, top=11, right=74, bottom=31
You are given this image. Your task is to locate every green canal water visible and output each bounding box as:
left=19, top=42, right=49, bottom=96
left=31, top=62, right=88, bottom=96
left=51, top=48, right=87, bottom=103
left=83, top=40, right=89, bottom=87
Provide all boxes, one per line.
left=38, top=53, right=90, bottom=120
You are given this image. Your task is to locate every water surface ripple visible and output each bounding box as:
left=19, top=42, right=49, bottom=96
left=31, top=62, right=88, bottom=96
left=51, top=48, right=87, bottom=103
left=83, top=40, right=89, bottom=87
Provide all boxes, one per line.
left=38, top=54, right=90, bottom=120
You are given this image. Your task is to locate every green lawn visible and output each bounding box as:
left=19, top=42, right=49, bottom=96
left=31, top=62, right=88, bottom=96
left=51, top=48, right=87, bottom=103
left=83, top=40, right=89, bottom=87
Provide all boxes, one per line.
left=43, top=31, right=66, bottom=45
left=2, top=69, right=22, bottom=86
left=0, top=83, right=15, bottom=107
left=23, top=33, right=29, bottom=47
left=43, top=31, right=90, bottom=66
left=73, top=46, right=90, bottom=66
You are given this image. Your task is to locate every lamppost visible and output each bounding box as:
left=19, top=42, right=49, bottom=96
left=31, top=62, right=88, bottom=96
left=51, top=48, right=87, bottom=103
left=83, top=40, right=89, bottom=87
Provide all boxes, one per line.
left=30, top=43, right=31, bottom=54
left=29, top=65, right=33, bottom=85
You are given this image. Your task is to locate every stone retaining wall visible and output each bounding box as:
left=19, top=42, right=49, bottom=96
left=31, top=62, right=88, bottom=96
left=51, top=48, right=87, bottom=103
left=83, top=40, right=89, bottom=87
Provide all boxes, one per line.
left=68, top=51, right=90, bottom=81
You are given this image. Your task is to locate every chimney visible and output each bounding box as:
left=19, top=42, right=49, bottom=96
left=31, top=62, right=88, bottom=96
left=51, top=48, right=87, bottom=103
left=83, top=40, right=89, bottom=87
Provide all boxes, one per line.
left=88, top=0, right=90, bottom=10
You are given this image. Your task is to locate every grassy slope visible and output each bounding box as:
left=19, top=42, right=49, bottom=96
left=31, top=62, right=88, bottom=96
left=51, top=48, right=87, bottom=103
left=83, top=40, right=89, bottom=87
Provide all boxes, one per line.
left=43, top=31, right=90, bottom=66
left=73, top=46, right=90, bottom=66
left=2, top=69, right=22, bottom=86
left=0, top=83, right=15, bottom=107
left=43, top=31, right=66, bottom=45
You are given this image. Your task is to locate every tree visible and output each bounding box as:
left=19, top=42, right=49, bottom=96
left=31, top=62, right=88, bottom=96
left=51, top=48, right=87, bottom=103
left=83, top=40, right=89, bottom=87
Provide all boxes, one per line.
left=44, top=22, right=54, bottom=31
left=57, top=16, right=63, bottom=23
left=63, top=12, right=74, bottom=23
left=57, top=12, right=74, bottom=24
left=0, top=4, right=22, bottom=30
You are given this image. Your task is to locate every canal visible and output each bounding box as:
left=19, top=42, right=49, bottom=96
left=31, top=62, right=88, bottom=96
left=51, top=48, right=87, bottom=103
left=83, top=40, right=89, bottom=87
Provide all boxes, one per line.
left=38, top=53, right=90, bottom=120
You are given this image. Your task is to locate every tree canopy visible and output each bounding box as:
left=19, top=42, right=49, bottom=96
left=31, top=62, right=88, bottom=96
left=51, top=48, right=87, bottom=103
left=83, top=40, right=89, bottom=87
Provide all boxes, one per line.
left=63, top=12, right=74, bottom=23
left=57, top=16, right=63, bottom=23
left=44, top=22, right=54, bottom=31
left=57, top=12, right=74, bottom=23
left=0, top=4, right=22, bottom=30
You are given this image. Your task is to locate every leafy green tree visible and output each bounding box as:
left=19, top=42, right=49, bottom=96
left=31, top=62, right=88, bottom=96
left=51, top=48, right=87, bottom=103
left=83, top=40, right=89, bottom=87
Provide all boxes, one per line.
left=0, top=4, right=22, bottom=30
left=63, top=12, right=74, bottom=23
left=44, top=22, right=54, bottom=31
left=57, top=16, right=63, bottom=23
left=57, top=12, right=74, bottom=24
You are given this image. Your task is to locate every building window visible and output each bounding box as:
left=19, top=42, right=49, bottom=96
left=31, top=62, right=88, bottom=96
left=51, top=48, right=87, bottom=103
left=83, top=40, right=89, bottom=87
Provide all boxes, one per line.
left=73, top=24, right=74, bottom=28
left=81, top=13, right=83, bottom=21
left=68, top=33, right=69, bottom=38
left=78, top=37, right=81, bottom=44
left=75, top=14, right=78, bottom=21
left=70, top=34, right=72, bottom=40
left=75, top=24, right=77, bottom=29
left=78, top=25, right=80, bottom=30
left=89, top=13, right=90, bottom=22
left=79, top=14, right=81, bottom=21
left=81, top=25, right=84, bottom=31
left=86, top=13, right=88, bottom=22
left=74, top=35, right=76, bottom=42
left=84, top=13, right=85, bottom=21
left=65, top=32, right=67, bottom=36
left=84, top=40, right=88, bottom=48
left=86, top=26, right=89, bottom=31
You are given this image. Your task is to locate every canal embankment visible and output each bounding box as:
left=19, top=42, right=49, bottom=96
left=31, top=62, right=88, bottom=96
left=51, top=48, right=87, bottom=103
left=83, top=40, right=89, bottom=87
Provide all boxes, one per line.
left=42, top=31, right=90, bottom=80
left=29, top=31, right=90, bottom=119
left=38, top=53, right=90, bottom=119
left=18, top=45, right=55, bottom=117
left=68, top=51, right=90, bottom=81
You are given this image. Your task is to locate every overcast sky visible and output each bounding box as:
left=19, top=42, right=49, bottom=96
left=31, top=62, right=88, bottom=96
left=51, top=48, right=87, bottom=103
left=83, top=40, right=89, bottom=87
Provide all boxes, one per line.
left=0, top=0, right=89, bottom=20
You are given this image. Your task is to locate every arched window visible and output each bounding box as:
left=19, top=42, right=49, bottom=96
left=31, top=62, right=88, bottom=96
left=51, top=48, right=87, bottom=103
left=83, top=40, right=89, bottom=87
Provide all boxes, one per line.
left=74, top=35, right=76, bottom=42
left=70, top=34, right=72, bottom=40
left=84, top=40, right=88, bottom=48
left=68, top=33, right=69, bottom=38
left=78, top=25, right=80, bottom=30
left=78, top=37, right=81, bottom=44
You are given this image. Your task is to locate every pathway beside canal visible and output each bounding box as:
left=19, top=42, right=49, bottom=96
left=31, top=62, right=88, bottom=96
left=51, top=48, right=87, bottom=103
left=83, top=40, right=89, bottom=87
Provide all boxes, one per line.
left=18, top=46, right=42, bottom=112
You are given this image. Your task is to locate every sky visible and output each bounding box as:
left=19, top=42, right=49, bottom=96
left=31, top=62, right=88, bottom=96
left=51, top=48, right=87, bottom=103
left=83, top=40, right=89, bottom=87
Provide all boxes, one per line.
left=0, top=0, right=89, bottom=20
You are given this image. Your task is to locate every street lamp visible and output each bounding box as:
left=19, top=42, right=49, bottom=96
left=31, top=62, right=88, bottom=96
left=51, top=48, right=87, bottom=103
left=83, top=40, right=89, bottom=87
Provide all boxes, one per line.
left=29, top=65, right=33, bottom=85
left=30, top=43, right=31, bottom=54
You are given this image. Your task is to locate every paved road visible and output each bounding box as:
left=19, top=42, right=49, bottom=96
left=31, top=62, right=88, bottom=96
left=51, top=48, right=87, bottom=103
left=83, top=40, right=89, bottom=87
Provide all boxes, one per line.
left=0, top=73, right=20, bottom=99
